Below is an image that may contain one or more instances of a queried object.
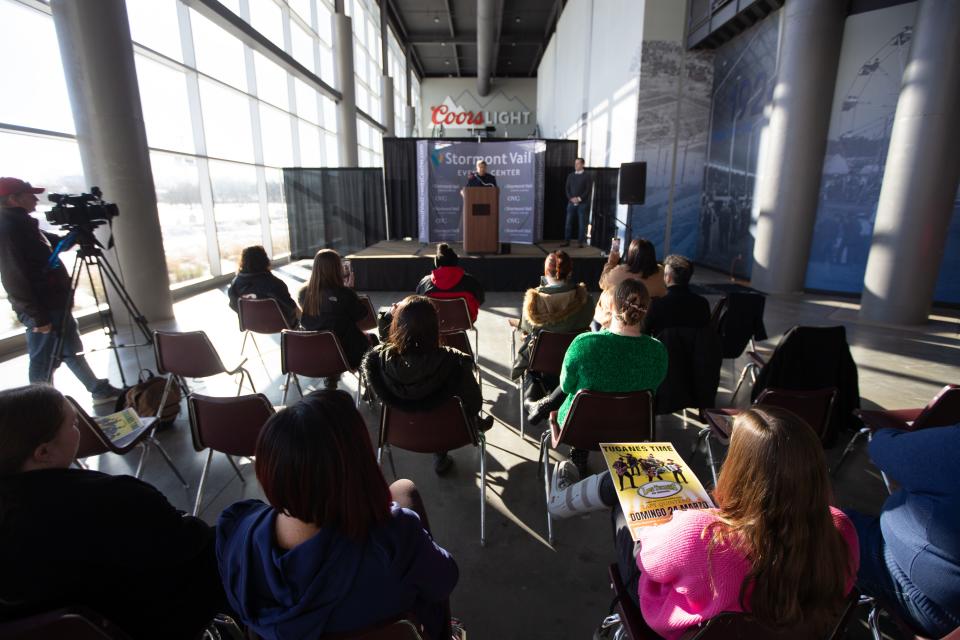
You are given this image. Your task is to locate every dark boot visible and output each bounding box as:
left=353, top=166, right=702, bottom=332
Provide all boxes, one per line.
left=526, top=386, right=565, bottom=425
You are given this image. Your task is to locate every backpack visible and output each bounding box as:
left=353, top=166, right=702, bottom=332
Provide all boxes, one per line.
left=115, top=369, right=182, bottom=427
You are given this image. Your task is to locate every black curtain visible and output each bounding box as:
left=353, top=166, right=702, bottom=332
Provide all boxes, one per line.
left=589, top=168, right=621, bottom=248
left=542, top=140, right=579, bottom=240
left=382, top=138, right=579, bottom=242
left=382, top=137, right=418, bottom=239
left=283, top=168, right=387, bottom=259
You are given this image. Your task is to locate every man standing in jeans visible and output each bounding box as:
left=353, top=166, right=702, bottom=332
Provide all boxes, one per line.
left=563, top=158, right=592, bottom=248
left=0, top=177, right=121, bottom=403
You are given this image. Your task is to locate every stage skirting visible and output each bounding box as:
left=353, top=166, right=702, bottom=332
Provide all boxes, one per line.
left=347, top=240, right=607, bottom=292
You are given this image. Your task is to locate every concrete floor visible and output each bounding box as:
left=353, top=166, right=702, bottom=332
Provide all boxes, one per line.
left=1, top=262, right=957, bottom=640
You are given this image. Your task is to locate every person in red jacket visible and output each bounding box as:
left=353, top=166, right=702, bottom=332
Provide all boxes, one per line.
left=415, top=243, right=485, bottom=323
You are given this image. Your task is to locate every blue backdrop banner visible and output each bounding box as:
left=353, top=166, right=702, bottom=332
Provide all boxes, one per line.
left=417, top=140, right=544, bottom=244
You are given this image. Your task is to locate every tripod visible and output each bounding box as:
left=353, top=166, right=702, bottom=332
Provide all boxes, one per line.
left=46, top=226, right=153, bottom=387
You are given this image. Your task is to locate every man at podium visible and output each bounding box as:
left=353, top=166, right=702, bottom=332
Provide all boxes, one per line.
left=465, top=160, right=497, bottom=187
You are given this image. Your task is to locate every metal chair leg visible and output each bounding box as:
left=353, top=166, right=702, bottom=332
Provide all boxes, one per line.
left=541, top=430, right=554, bottom=545
left=832, top=427, right=869, bottom=475
left=704, top=434, right=719, bottom=487
left=517, top=376, right=526, bottom=440
left=387, top=446, right=397, bottom=480
left=134, top=442, right=150, bottom=478
left=731, top=364, right=751, bottom=401
left=241, top=331, right=249, bottom=356
left=250, top=333, right=270, bottom=379
left=193, top=449, right=214, bottom=517
left=537, top=429, right=550, bottom=479
left=227, top=455, right=245, bottom=483
left=151, top=436, right=189, bottom=489
left=479, top=435, right=487, bottom=547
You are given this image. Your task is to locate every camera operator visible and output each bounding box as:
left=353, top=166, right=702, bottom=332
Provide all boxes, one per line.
left=0, top=177, right=121, bottom=404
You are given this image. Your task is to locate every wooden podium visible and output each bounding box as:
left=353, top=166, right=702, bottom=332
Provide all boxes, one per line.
left=462, top=187, right=500, bottom=254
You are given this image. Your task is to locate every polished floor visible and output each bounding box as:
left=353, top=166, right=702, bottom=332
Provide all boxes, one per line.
left=1, top=263, right=957, bottom=640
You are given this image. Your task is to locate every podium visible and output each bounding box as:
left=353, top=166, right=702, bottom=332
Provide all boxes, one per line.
left=462, top=187, right=499, bottom=254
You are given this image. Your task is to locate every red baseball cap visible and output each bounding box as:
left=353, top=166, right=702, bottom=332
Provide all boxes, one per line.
left=0, top=177, right=45, bottom=197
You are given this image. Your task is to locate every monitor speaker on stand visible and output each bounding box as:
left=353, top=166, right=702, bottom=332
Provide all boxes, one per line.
left=616, top=162, right=647, bottom=246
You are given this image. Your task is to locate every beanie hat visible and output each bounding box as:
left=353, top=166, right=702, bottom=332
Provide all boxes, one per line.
left=435, top=243, right=459, bottom=268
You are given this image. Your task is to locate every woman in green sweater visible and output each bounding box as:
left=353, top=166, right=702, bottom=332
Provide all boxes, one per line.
left=527, top=278, right=668, bottom=476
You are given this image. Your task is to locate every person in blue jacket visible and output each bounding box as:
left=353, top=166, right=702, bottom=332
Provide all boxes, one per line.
left=216, top=390, right=458, bottom=640
left=846, top=424, right=960, bottom=637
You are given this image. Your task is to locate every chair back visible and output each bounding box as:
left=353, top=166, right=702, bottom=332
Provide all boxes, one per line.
left=654, top=325, right=723, bottom=415
left=0, top=607, right=131, bottom=639
left=755, top=388, right=837, bottom=442
left=430, top=297, right=473, bottom=332
left=67, top=396, right=152, bottom=457
left=912, top=384, right=960, bottom=431
left=357, top=296, right=378, bottom=332
left=556, top=390, right=654, bottom=450
left=188, top=393, right=274, bottom=457
left=321, top=618, right=425, bottom=640
left=439, top=330, right=473, bottom=358
left=379, top=396, right=475, bottom=454
left=681, top=590, right=859, bottom=640
left=281, top=330, right=352, bottom=377
left=528, top=331, right=580, bottom=377
left=711, top=292, right=767, bottom=359
left=154, top=331, right=227, bottom=378
left=238, top=298, right=290, bottom=334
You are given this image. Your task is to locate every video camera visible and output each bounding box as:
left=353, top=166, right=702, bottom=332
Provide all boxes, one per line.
left=46, top=186, right=119, bottom=229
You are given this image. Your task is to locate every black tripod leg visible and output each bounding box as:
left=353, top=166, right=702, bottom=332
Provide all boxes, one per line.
left=82, top=257, right=127, bottom=387
left=96, top=257, right=153, bottom=345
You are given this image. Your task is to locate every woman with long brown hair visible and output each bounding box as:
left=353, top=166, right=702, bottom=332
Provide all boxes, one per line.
left=594, top=238, right=667, bottom=329
left=362, top=295, right=492, bottom=475
left=630, top=406, right=859, bottom=638
left=298, top=249, right=370, bottom=383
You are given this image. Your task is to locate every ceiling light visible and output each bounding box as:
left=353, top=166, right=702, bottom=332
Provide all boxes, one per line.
left=433, top=16, right=440, bottom=23
left=511, top=41, right=516, bottom=47
left=445, top=60, right=450, bottom=65
left=514, top=16, right=521, bottom=23
left=441, top=41, right=446, bottom=46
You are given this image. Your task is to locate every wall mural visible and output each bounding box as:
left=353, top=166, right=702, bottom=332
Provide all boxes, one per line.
left=804, top=2, right=960, bottom=303
left=628, top=40, right=713, bottom=261
left=695, top=11, right=780, bottom=278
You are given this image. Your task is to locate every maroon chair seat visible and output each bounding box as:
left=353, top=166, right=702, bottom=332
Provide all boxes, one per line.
left=377, top=397, right=488, bottom=546
left=540, top=389, right=654, bottom=544
left=68, top=397, right=187, bottom=489
left=154, top=330, right=255, bottom=411
left=698, top=388, right=836, bottom=486
left=238, top=298, right=290, bottom=377
left=280, top=330, right=363, bottom=406
left=357, top=295, right=378, bottom=333
left=187, top=393, right=275, bottom=516
left=516, top=330, right=582, bottom=439
left=837, top=384, right=959, bottom=493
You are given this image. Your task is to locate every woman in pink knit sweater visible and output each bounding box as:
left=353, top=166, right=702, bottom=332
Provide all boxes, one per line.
left=632, top=406, right=860, bottom=638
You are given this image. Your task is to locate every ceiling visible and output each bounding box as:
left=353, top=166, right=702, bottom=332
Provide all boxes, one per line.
left=384, top=0, right=563, bottom=79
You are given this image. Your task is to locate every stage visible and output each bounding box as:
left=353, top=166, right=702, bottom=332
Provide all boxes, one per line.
left=346, top=240, right=607, bottom=291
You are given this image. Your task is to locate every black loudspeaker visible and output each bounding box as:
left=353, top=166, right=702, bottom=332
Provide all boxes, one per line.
left=618, top=162, right=647, bottom=205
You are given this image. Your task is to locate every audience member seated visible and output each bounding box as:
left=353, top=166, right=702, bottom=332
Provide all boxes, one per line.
left=511, top=250, right=594, bottom=399
left=641, top=254, right=710, bottom=337
left=298, top=248, right=371, bottom=387
left=416, top=243, right=485, bottom=324
left=845, top=424, right=960, bottom=638
left=362, top=296, right=493, bottom=475
left=594, top=238, right=667, bottom=330
left=0, top=385, right=226, bottom=639
left=217, top=390, right=459, bottom=640
left=527, top=279, right=667, bottom=476
left=227, top=245, right=298, bottom=328
left=552, top=406, right=859, bottom=639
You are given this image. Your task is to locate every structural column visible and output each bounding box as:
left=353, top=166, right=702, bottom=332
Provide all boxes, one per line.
left=860, top=0, right=960, bottom=324
left=381, top=76, right=395, bottom=136
left=750, top=0, right=845, bottom=294
left=50, top=0, right=174, bottom=322
left=333, top=9, right=359, bottom=167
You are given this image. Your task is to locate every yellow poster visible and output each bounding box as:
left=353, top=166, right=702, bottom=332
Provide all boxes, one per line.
left=599, top=442, right=714, bottom=541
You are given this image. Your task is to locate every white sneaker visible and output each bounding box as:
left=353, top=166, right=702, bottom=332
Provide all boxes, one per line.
left=551, top=460, right=579, bottom=496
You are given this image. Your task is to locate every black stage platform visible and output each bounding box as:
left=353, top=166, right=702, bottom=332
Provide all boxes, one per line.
left=347, top=240, right=607, bottom=292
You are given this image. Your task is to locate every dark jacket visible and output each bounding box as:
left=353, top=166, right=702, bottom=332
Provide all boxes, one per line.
left=416, top=267, right=485, bottom=323
left=0, top=207, right=71, bottom=325
left=228, top=271, right=298, bottom=328
left=653, top=325, right=723, bottom=415
left=641, top=284, right=711, bottom=337
left=0, top=469, right=224, bottom=639
left=466, top=173, right=497, bottom=187
left=298, top=286, right=369, bottom=369
left=751, top=325, right=860, bottom=445
left=565, top=171, right=592, bottom=204
left=512, top=280, right=593, bottom=379
left=217, top=500, right=458, bottom=640
left=362, top=343, right=481, bottom=419
left=712, top=292, right=768, bottom=358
